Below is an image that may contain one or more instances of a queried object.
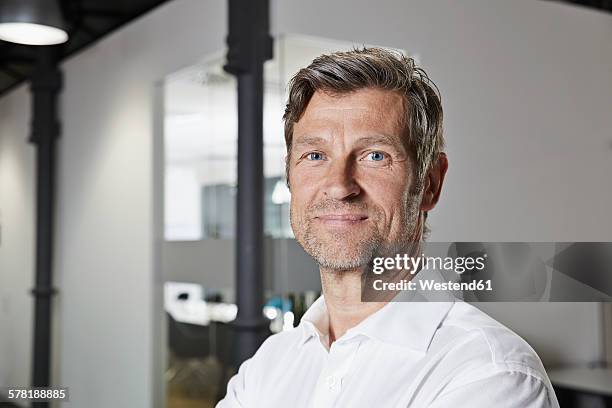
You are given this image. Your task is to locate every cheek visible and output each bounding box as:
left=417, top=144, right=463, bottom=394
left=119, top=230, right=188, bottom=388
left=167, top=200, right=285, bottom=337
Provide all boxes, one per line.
left=289, top=173, right=318, bottom=216
left=363, top=177, right=414, bottom=224
left=362, top=171, right=407, bottom=204
left=290, top=167, right=321, bottom=198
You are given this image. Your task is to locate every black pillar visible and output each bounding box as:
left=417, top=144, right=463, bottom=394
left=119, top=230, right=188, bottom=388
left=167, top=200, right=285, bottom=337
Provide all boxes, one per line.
left=224, top=0, right=273, bottom=365
left=28, top=45, right=62, bottom=408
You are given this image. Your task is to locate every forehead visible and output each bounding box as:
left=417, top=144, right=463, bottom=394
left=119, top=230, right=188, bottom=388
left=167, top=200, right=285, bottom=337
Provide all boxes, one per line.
left=294, top=88, right=405, bottom=137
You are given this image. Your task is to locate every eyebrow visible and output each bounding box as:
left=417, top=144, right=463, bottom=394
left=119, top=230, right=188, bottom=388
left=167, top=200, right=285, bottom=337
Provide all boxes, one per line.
left=292, top=134, right=401, bottom=150
left=292, top=135, right=328, bottom=149
left=353, top=134, right=400, bottom=148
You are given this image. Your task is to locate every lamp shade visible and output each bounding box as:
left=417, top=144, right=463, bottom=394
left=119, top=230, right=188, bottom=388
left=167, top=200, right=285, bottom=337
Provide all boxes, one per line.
left=0, top=0, right=68, bottom=45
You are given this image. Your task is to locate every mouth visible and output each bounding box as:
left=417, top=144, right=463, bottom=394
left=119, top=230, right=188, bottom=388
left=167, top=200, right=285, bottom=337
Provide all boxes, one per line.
left=315, top=213, right=369, bottom=227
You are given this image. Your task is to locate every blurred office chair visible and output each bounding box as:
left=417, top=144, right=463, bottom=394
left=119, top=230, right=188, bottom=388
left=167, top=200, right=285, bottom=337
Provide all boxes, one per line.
left=166, top=312, right=218, bottom=397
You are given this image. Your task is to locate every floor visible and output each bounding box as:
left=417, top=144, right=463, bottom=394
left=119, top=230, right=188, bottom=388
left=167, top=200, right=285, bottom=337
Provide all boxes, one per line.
left=165, top=356, right=233, bottom=408
left=166, top=382, right=217, bottom=408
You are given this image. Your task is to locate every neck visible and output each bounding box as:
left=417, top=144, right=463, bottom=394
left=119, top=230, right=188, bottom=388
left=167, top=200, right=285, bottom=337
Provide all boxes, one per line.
left=320, top=266, right=387, bottom=345
left=319, top=241, right=424, bottom=345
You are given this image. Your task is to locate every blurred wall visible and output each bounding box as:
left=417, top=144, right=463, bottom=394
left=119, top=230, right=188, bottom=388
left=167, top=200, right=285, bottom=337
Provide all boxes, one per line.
left=162, top=239, right=321, bottom=293
left=1, top=0, right=226, bottom=407
left=52, top=2, right=226, bottom=407
left=0, top=85, right=34, bottom=401
left=0, top=0, right=611, bottom=407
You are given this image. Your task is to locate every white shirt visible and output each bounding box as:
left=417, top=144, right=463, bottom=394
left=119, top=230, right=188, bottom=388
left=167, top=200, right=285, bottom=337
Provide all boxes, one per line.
left=217, top=292, right=559, bottom=407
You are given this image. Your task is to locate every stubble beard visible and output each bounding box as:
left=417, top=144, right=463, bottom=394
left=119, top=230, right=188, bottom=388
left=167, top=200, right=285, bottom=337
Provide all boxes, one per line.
left=290, top=197, right=421, bottom=272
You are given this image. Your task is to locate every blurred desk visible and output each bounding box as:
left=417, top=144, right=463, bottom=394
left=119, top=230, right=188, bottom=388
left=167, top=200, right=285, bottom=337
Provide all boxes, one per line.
left=549, top=367, right=612, bottom=407
left=166, top=300, right=237, bottom=326
left=164, top=281, right=237, bottom=325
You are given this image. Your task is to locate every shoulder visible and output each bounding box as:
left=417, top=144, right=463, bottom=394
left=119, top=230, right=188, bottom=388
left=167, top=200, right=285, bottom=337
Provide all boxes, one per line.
left=434, top=301, right=549, bottom=379
left=426, top=302, right=559, bottom=406
left=225, top=327, right=304, bottom=395
left=250, top=326, right=305, bottom=362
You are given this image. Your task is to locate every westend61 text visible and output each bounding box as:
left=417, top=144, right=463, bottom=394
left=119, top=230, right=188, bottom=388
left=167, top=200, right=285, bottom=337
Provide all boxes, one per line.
left=372, top=279, right=493, bottom=292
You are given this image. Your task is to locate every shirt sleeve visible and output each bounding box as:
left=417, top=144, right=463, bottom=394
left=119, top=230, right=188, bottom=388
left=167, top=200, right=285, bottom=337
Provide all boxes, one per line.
left=427, top=370, right=559, bottom=408
left=215, top=358, right=252, bottom=408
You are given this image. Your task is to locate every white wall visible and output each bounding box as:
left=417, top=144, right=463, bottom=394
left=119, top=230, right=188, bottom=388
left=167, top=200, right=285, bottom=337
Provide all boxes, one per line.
left=1, top=0, right=611, bottom=407
left=53, top=1, right=226, bottom=407
left=0, top=84, right=34, bottom=405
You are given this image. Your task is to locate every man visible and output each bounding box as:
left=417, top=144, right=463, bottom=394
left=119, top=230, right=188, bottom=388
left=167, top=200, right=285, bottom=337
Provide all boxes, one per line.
left=218, top=47, right=559, bottom=407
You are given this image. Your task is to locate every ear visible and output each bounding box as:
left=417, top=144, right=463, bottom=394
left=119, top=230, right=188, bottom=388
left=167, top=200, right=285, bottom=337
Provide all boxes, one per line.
left=420, top=152, right=448, bottom=212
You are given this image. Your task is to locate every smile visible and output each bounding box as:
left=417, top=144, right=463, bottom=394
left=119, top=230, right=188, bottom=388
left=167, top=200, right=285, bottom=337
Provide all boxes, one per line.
left=315, top=214, right=369, bottom=226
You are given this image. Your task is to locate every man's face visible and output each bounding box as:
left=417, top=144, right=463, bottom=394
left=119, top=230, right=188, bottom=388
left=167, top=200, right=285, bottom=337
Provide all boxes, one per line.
left=288, top=88, right=423, bottom=270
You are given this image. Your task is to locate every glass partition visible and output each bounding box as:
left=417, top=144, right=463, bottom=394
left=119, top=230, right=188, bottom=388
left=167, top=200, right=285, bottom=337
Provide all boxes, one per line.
left=161, top=35, right=384, bottom=407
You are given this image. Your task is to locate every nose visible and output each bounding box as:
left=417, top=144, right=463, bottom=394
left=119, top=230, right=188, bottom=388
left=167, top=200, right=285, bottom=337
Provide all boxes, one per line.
left=323, top=156, right=361, bottom=200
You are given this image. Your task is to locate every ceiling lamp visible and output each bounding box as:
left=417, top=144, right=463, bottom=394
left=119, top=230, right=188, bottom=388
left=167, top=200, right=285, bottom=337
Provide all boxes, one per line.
left=0, top=0, right=68, bottom=46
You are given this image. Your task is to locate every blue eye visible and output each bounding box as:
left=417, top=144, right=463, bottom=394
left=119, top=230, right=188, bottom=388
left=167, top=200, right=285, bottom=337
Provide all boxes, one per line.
left=367, top=151, right=386, bottom=161
left=307, top=152, right=325, bottom=161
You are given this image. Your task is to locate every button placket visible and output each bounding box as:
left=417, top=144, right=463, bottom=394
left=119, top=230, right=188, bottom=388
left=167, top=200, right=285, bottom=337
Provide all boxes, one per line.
left=309, top=336, right=364, bottom=407
left=327, top=338, right=362, bottom=392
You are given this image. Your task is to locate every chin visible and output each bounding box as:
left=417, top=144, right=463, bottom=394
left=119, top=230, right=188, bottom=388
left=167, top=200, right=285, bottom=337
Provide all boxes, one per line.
left=314, top=254, right=370, bottom=270
left=303, top=237, right=377, bottom=270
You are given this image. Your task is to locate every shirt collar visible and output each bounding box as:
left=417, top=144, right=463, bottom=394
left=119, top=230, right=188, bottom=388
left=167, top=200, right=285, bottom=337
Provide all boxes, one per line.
left=299, top=295, right=329, bottom=347
left=298, top=271, right=455, bottom=353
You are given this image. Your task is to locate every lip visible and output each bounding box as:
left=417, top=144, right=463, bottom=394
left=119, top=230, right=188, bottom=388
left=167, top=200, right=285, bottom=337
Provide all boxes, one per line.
left=315, top=213, right=368, bottom=226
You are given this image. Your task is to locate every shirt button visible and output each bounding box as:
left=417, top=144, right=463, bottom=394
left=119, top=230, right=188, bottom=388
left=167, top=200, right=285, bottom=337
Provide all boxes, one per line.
left=326, top=375, right=339, bottom=390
